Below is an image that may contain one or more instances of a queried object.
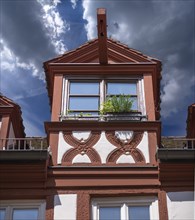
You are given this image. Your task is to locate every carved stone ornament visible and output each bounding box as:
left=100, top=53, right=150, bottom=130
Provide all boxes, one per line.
left=115, top=131, right=134, bottom=142
left=62, top=131, right=101, bottom=165
left=106, top=131, right=145, bottom=163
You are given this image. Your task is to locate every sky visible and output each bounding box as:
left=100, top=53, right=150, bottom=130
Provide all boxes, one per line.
left=0, top=0, right=194, bottom=137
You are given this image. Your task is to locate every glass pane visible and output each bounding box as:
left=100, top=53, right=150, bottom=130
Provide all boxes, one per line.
left=0, top=209, right=5, bottom=220
left=70, top=82, right=99, bottom=95
left=128, top=206, right=150, bottom=220
left=131, top=97, right=138, bottom=110
left=99, top=207, right=120, bottom=220
left=69, top=97, right=99, bottom=110
left=13, top=209, right=38, bottom=220
left=107, top=83, right=137, bottom=95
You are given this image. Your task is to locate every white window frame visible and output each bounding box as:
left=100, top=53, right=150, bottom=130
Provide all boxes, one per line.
left=66, top=80, right=101, bottom=115
left=0, top=200, right=46, bottom=220
left=61, top=76, right=146, bottom=116
left=92, top=196, right=159, bottom=220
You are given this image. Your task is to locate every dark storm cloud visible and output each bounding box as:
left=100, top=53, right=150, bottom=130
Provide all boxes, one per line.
left=83, top=0, right=194, bottom=135
left=1, top=0, right=57, bottom=78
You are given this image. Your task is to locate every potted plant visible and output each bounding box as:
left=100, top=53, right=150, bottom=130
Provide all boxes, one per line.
left=100, top=94, right=140, bottom=120
left=100, top=94, right=134, bottom=114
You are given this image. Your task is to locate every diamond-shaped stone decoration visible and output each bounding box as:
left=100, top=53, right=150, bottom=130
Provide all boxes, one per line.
left=115, top=131, right=134, bottom=142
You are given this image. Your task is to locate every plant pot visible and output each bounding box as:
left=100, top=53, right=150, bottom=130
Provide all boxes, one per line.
left=105, top=111, right=142, bottom=121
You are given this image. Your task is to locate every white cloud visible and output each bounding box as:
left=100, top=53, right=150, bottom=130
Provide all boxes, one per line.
left=70, top=0, right=78, bottom=9
left=82, top=1, right=96, bottom=39
left=39, top=0, right=69, bottom=53
left=1, top=0, right=69, bottom=82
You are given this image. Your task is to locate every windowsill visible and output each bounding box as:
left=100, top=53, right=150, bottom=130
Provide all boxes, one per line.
left=60, top=113, right=147, bottom=122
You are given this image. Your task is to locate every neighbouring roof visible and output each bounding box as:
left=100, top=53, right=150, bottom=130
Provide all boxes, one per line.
left=0, top=94, right=25, bottom=137
left=161, top=136, right=189, bottom=148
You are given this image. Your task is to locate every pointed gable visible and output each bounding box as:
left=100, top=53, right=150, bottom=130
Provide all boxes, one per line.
left=44, top=38, right=158, bottom=64
left=0, top=94, right=25, bottom=137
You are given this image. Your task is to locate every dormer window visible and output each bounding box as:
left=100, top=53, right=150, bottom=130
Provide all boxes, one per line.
left=68, top=81, right=100, bottom=115
left=106, top=82, right=138, bottom=110
left=62, top=77, right=146, bottom=118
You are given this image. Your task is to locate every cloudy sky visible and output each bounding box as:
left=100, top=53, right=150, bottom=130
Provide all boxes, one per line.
left=0, top=0, right=194, bottom=137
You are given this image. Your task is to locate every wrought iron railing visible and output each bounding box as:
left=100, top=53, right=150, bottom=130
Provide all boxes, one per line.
left=0, top=137, right=47, bottom=150
left=61, top=113, right=148, bottom=121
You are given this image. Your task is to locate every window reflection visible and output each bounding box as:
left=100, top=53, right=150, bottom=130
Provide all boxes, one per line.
left=13, top=209, right=38, bottom=220
left=99, top=207, right=120, bottom=220
left=128, top=206, right=150, bottom=220
left=107, top=82, right=137, bottom=95
left=0, top=209, right=5, bottom=220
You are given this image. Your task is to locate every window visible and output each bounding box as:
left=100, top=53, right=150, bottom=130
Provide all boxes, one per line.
left=92, top=197, right=158, bottom=220
left=12, top=209, right=38, bottom=220
left=106, top=82, right=138, bottom=110
left=0, top=201, right=45, bottom=220
left=68, top=81, right=100, bottom=115
left=0, top=209, right=5, bottom=220
left=63, top=78, right=145, bottom=116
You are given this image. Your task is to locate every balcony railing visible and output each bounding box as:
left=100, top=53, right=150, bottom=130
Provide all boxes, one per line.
left=0, top=137, right=47, bottom=151
left=161, top=137, right=195, bottom=149
left=61, top=113, right=147, bottom=122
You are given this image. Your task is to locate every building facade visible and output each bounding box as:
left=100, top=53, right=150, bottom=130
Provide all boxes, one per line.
left=0, top=9, right=194, bottom=220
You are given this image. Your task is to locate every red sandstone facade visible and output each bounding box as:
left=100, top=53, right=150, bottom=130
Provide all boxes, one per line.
left=0, top=9, right=194, bottom=220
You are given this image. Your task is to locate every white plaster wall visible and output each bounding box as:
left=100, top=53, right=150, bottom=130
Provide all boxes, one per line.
left=116, top=154, right=135, bottom=164
left=93, top=131, right=116, bottom=164
left=150, top=197, right=159, bottom=220
left=8, top=123, right=15, bottom=138
left=138, top=78, right=146, bottom=115
left=72, top=131, right=91, bottom=140
left=167, top=191, right=194, bottom=220
left=72, top=154, right=91, bottom=163
left=7, top=123, right=15, bottom=148
left=54, top=194, right=77, bottom=220
left=57, top=132, right=73, bottom=164
left=137, top=132, right=149, bottom=163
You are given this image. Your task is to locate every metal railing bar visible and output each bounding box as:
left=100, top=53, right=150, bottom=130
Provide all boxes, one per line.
left=0, top=137, right=47, bottom=151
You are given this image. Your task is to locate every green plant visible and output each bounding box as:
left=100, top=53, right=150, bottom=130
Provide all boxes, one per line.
left=78, top=112, right=92, bottom=117
left=67, top=109, right=73, bottom=115
left=100, top=94, right=133, bottom=115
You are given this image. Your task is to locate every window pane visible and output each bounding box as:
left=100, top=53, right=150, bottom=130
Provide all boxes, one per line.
left=99, top=207, right=120, bottom=220
left=107, top=83, right=137, bottom=95
left=0, top=209, right=5, bottom=220
left=69, top=97, right=99, bottom=110
left=128, top=206, right=150, bottom=220
left=13, top=209, right=38, bottom=220
left=70, top=82, right=99, bottom=95
left=131, top=97, right=138, bottom=110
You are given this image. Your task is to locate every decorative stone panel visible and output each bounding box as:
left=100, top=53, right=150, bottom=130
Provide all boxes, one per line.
left=58, top=130, right=149, bottom=165
left=105, top=131, right=145, bottom=164
left=62, top=131, right=101, bottom=165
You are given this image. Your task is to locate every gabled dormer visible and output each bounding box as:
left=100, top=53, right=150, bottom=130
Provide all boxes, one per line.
left=44, top=9, right=161, bottom=123
left=44, top=9, right=161, bottom=167
left=0, top=94, right=25, bottom=149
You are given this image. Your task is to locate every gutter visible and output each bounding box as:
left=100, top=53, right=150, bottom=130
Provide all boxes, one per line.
left=157, top=148, right=195, bottom=161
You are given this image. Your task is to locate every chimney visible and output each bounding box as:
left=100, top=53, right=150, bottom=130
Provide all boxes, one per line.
left=97, top=8, right=108, bottom=64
